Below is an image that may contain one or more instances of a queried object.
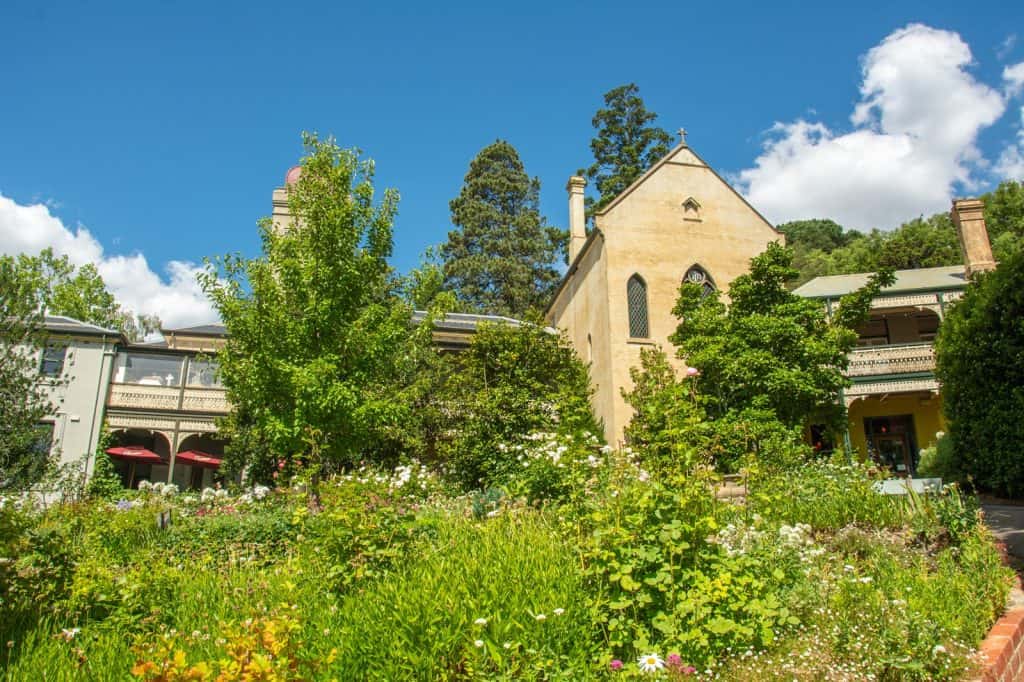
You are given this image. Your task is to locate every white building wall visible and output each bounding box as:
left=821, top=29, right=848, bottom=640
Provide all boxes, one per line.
left=38, top=334, right=117, bottom=476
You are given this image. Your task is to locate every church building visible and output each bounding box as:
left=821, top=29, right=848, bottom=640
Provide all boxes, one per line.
left=545, top=133, right=783, bottom=444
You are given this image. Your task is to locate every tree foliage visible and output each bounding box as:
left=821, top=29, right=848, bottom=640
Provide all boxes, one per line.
left=935, top=249, right=1024, bottom=497
left=200, top=134, right=430, bottom=480
left=582, top=83, right=673, bottom=216
left=439, top=141, right=564, bottom=317
left=786, top=181, right=1024, bottom=287
left=625, top=243, right=894, bottom=472
left=0, top=248, right=160, bottom=340
left=0, top=256, right=54, bottom=491
left=425, top=320, right=601, bottom=491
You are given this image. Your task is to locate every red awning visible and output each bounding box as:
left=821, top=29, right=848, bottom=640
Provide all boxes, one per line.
left=174, top=450, right=223, bottom=469
left=106, top=446, right=164, bottom=464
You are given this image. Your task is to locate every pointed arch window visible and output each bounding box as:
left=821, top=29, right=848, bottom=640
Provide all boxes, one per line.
left=684, top=265, right=716, bottom=298
left=627, top=274, right=649, bottom=338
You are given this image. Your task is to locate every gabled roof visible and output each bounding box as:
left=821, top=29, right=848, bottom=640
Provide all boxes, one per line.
left=793, top=265, right=967, bottom=299
left=594, top=142, right=780, bottom=235
left=44, top=315, right=121, bottom=338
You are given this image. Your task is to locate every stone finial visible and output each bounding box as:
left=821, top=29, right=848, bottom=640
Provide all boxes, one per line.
left=678, top=128, right=687, bottom=145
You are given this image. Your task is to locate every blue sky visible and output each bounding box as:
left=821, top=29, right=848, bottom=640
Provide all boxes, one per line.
left=2, top=0, right=1023, bottom=327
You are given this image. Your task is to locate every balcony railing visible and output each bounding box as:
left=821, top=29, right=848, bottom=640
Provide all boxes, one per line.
left=847, top=342, right=935, bottom=378
left=107, top=383, right=229, bottom=414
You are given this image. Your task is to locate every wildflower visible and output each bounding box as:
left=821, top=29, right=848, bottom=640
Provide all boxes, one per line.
left=685, top=366, right=700, bottom=377
left=933, top=644, right=947, bottom=655
left=666, top=653, right=683, bottom=668
left=553, top=608, right=565, bottom=616
left=610, top=659, right=623, bottom=671
left=683, top=666, right=697, bottom=674
left=858, top=576, right=873, bottom=584
left=60, top=628, right=80, bottom=642
left=115, top=499, right=133, bottom=511
left=638, top=653, right=664, bottom=673
left=474, top=640, right=484, bottom=648
left=535, top=613, right=546, bottom=621
left=503, top=642, right=511, bottom=649
left=474, top=618, right=488, bottom=626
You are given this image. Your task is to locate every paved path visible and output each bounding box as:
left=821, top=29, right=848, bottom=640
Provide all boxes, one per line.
left=982, top=503, right=1024, bottom=559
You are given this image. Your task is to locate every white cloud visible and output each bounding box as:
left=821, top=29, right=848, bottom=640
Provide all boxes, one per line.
left=1005, top=62, right=1024, bottom=97
left=995, top=107, right=1024, bottom=179
left=736, top=24, right=1007, bottom=231
left=0, top=193, right=218, bottom=330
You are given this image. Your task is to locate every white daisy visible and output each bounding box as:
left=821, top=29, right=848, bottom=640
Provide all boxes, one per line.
left=474, top=639, right=484, bottom=648
left=474, top=618, right=487, bottom=626
left=638, top=653, right=664, bottom=673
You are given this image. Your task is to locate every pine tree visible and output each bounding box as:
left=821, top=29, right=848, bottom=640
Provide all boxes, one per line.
left=583, top=83, right=673, bottom=215
left=440, top=141, right=565, bottom=317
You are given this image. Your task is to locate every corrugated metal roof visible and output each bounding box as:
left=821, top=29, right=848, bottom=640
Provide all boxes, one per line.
left=43, top=315, right=120, bottom=336
left=411, top=310, right=525, bottom=332
left=793, top=265, right=967, bottom=299
left=164, top=323, right=227, bottom=336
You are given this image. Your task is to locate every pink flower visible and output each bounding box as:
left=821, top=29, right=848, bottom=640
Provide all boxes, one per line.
left=609, top=659, right=623, bottom=671
left=683, top=665, right=697, bottom=675
left=685, top=366, right=700, bottom=377
left=666, top=653, right=683, bottom=668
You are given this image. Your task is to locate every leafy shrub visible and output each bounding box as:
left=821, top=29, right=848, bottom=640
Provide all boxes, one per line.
left=0, top=503, right=75, bottom=636
left=749, top=460, right=904, bottom=531
left=916, top=432, right=961, bottom=484
left=936, top=248, right=1024, bottom=497
left=429, top=321, right=602, bottom=491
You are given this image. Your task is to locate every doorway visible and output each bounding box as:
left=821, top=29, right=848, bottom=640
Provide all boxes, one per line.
left=864, top=415, right=918, bottom=476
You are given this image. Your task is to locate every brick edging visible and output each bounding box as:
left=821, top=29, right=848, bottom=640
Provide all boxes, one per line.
left=973, top=540, right=1024, bottom=681
left=976, top=599, right=1024, bottom=681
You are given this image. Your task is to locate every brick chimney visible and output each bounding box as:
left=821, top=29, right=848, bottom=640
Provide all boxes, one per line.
left=951, top=198, right=996, bottom=277
left=567, top=176, right=587, bottom=262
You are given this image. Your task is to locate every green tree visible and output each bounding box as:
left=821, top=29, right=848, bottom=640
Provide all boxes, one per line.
left=777, top=219, right=857, bottom=253
left=439, top=141, right=565, bottom=317
left=935, top=249, right=1024, bottom=497
left=582, top=83, right=673, bottom=215
left=984, top=180, right=1024, bottom=261
left=670, top=242, right=893, bottom=429
left=1, top=248, right=159, bottom=340
left=624, top=243, right=894, bottom=471
left=200, top=134, right=429, bottom=481
left=0, top=256, right=54, bottom=491
left=430, top=319, right=601, bottom=491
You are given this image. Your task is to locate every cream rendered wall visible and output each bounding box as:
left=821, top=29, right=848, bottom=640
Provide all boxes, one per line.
left=548, top=235, right=616, bottom=438
left=39, top=335, right=117, bottom=475
left=593, top=145, right=782, bottom=443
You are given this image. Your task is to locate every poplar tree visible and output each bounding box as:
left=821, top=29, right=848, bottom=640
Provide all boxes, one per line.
left=583, top=83, right=673, bottom=215
left=440, top=141, right=565, bottom=318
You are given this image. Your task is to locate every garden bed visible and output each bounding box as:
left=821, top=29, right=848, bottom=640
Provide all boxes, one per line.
left=0, top=451, right=1013, bottom=680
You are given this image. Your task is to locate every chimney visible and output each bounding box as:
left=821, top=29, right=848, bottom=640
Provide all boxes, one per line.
left=951, top=198, right=996, bottom=277
left=567, top=176, right=587, bottom=262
